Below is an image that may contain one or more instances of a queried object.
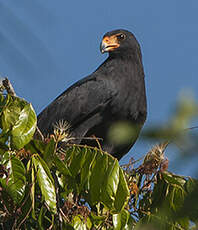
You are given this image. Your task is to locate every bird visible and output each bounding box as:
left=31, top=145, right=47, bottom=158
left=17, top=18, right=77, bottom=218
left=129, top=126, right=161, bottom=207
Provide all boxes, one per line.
left=37, top=29, right=147, bottom=160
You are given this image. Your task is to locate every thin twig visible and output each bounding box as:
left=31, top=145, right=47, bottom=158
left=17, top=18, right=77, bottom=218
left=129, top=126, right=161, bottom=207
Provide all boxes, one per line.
left=60, top=143, right=111, bottom=157
left=16, top=206, right=32, bottom=229
left=66, top=136, right=103, bottom=142
left=92, top=135, right=103, bottom=152
left=121, top=155, right=145, bottom=168
left=59, top=208, right=70, bottom=222
left=184, top=126, right=198, bottom=131
left=36, top=127, right=44, bottom=141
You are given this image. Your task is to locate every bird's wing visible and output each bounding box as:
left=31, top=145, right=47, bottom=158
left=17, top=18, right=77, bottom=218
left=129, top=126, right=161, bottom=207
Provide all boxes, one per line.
left=37, top=74, right=117, bottom=135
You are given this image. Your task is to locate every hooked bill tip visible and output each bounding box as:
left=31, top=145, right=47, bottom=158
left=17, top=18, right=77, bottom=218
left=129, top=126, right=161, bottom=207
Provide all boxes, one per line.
left=100, top=42, right=106, bottom=54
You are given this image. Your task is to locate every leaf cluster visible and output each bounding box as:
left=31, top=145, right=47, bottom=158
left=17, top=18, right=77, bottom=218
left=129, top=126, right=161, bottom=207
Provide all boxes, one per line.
left=0, top=92, right=197, bottom=229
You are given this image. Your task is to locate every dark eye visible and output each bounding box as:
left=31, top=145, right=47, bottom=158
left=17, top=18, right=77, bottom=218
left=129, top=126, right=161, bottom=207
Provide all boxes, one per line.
left=117, top=33, right=126, bottom=41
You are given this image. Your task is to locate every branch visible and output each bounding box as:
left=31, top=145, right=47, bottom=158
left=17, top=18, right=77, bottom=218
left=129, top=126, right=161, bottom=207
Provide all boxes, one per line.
left=2, top=77, right=16, bottom=96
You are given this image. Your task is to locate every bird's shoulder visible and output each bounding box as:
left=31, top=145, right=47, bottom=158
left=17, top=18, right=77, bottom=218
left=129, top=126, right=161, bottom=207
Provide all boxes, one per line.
left=56, top=70, right=117, bottom=103
left=37, top=71, right=117, bottom=133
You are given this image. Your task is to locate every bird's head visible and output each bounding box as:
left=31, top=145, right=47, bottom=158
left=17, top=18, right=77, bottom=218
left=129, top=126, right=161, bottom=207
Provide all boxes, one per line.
left=100, top=29, right=140, bottom=55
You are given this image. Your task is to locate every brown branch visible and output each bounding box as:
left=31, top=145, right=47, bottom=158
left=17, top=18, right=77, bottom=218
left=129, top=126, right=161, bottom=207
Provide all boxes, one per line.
left=16, top=206, right=32, bottom=229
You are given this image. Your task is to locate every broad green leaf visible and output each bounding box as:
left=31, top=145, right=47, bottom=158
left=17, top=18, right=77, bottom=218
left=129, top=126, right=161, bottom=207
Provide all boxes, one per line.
left=114, top=168, right=130, bottom=212
left=147, top=172, right=191, bottom=229
left=113, top=210, right=135, bottom=230
left=53, top=154, right=72, bottom=177
left=32, top=155, right=57, bottom=214
left=43, top=139, right=56, bottom=168
left=90, top=213, right=106, bottom=228
left=80, top=148, right=97, bottom=191
left=1, top=96, right=26, bottom=132
left=89, top=153, right=108, bottom=205
left=1, top=103, right=21, bottom=132
left=69, top=147, right=87, bottom=177
left=177, top=178, right=198, bottom=222
left=0, top=152, right=26, bottom=204
left=0, top=94, right=7, bottom=116
left=11, top=103, right=37, bottom=149
left=24, top=139, right=46, bottom=156
left=160, top=172, right=186, bottom=215
left=101, top=158, right=120, bottom=209
left=0, top=95, right=37, bottom=149
left=152, top=175, right=172, bottom=211
left=86, top=216, right=93, bottom=229
left=63, top=145, right=129, bottom=212
left=72, top=215, right=87, bottom=230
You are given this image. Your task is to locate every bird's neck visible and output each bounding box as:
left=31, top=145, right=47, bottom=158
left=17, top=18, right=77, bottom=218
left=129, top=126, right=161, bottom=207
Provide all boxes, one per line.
left=109, top=48, right=142, bottom=61
left=104, top=50, right=142, bottom=70
left=95, top=49, right=143, bottom=76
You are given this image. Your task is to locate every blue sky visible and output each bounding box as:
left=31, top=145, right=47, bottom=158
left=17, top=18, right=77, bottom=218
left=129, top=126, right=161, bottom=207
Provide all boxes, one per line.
left=0, top=0, right=198, bottom=175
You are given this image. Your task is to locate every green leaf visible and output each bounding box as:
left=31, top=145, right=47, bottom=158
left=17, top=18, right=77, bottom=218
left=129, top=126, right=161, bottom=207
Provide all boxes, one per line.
left=89, top=153, right=108, bottom=205
left=11, top=103, right=37, bottom=149
left=63, top=145, right=129, bottom=213
left=162, top=171, right=186, bottom=189
left=1, top=96, right=22, bottom=132
left=1, top=96, right=26, bottom=127
left=43, top=139, right=55, bottom=168
left=114, top=168, right=130, bottom=212
left=0, top=94, right=7, bottom=117
left=177, top=178, right=198, bottom=222
left=69, top=146, right=87, bottom=177
left=0, top=130, right=9, bottom=145
left=62, top=222, right=75, bottom=230
left=53, top=155, right=72, bottom=177
left=113, top=210, right=135, bottom=230
left=100, top=158, right=120, bottom=209
left=72, top=215, right=87, bottom=230
left=32, top=155, right=57, bottom=214
left=0, top=133, right=9, bottom=154
left=31, top=163, right=36, bottom=219
left=90, top=213, right=106, bottom=228
left=136, top=213, right=187, bottom=230
left=38, top=205, right=47, bottom=230
left=15, top=187, right=35, bottom=228
left=0, top=152, right=26, bottom=204
left=0, top=95, right=37, bottom=149
left=25, top=139, right=46, bottom=155
left=146, top=172, right=191, bottom=229
left=80, top=148, right=98, bottom=191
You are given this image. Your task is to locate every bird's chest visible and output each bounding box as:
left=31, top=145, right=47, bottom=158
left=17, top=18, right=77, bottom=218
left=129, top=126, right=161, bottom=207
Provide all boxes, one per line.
left=101, top=62, right=140, bottom=120
left=108, top=81, right=137, bottom=120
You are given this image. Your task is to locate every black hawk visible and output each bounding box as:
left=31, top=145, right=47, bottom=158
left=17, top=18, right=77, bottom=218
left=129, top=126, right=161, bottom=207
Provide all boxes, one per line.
left=37, top=29, right=147, bottom=160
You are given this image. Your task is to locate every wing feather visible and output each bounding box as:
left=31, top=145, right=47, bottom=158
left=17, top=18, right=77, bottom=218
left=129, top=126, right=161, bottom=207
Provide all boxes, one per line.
left=37, top=74, right=116, bottom=136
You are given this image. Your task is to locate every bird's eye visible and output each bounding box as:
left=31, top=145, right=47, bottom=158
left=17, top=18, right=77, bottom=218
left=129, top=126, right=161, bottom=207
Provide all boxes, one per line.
left=117, top=33, right=126, bottom=41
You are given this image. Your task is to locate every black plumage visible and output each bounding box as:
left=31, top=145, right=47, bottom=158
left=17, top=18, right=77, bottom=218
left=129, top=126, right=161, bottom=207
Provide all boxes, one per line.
left=37, top=29, right=147, bottom=160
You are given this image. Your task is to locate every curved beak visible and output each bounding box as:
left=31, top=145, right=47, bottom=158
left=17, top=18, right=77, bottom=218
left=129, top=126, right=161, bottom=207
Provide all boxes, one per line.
left=100, top=41, right=107, bottom=54
left=100, top=36, right=120, bottom=54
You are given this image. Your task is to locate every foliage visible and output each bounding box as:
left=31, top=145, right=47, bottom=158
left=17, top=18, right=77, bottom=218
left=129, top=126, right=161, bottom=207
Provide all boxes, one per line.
left=0, top=91, right=197, bottom=229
